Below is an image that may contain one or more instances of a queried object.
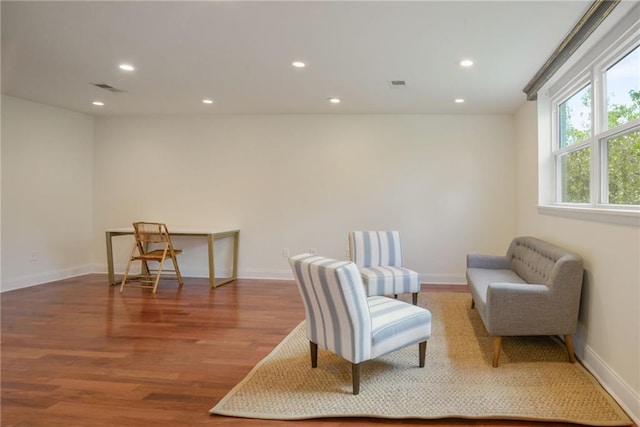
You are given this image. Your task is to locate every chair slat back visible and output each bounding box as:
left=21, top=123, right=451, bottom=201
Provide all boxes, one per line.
left=349, top=231, right=403, bottom=268
left=289, top=254, right=372, bottom=363
left=133, top=222, right=170, bottom=244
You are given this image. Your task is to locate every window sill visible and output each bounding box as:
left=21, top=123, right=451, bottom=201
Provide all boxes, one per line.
left=537, top=205, right=640, bottom=227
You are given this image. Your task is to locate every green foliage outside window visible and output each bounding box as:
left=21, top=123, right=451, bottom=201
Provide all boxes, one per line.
left=562, top=148, right=590, bottom=203
left=559, top=85, right=591, bottom=149
left=561, top=89, right=640, bottom=205
left=560, top=89, right=591, bottom=203
left=607, top=90, right=640, bottom=205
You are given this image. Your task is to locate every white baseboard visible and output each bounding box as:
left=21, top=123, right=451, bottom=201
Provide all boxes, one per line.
left=90, top=263, right=467, bottom=284
left=91, top=263, right=234, bottom=279
left=238, top=268, right=293, bottom=280
left=421, top=273, right=466, bottom=285
left=573, top=334, right=640, bottom=424
left=1, top=265, right=93, bottom=292
left=237, top=271, right=468, bottom=284
left=6, top=266, right=468, bottom=286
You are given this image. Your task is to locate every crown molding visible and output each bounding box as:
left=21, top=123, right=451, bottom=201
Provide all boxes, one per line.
left=522, top=0, right=620, bottom=101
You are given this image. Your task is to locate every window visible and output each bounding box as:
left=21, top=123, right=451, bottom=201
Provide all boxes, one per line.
left=559, top=84, right=591, bottom=148
left=605, top=128, right=640, bottom=205
left=556, top=84, right=591, bottom=203
left=560, top=146, right=590, bottom=203
left=603, top=46, right=640, bottom=206
left=606, top=46, right=640, bottom=129
left=550, top=41, right=640, bottom=212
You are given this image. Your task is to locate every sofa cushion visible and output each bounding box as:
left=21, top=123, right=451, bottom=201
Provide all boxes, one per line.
left=466, top=268, right=527, bottom=319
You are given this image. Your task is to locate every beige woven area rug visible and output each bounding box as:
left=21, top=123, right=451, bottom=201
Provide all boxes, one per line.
left=210, top=292, right=631, bottom=425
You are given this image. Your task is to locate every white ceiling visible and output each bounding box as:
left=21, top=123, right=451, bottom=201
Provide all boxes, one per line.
left=0, top=1, right=606, bottom=116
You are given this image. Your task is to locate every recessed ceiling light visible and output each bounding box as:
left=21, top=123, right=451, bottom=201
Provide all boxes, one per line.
left=460, top=59, right=474, bottom=67
left=92, top=101, right=104, bottom=106
left=119, top=63, right=135, bottom=71
left=292, top=61, right=306, bottom=68
left=202, top=99, right=214, bottom=104
left=327, top=97, right=341, bottom=104
left=455, top=98, right=465, bottom=103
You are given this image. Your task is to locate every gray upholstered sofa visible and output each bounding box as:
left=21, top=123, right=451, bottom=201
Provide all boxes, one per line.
left=466, top=236, right=584, bottom=367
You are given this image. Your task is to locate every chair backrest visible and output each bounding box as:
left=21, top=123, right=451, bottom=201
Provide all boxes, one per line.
left=289, top=254, right=372, bottom=363
left=133, top=222, right=172, bottom=245
left=349, top=231, right=404, bottom=268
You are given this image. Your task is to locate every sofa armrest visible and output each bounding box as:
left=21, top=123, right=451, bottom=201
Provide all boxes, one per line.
left=467, top=254, right=510, bottom=269
left=485, top=282, right=572, bottom=336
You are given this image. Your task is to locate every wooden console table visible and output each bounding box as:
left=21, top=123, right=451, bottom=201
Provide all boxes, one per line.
left=105, top=227, right=239, bottom=288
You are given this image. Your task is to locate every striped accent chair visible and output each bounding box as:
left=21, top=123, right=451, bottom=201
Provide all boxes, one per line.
left=349, top=231, right=421, bottom=305
left=289, top=253, right=432, bottom=395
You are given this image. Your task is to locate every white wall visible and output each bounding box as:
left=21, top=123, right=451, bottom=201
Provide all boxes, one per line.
left=92, top=114, right=516, bottom=282
left=1, top=95, right=94, bottom=291
left=514, top=100, right=640, bottom=422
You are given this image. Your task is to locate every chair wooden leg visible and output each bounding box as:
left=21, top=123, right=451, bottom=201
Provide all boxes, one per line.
left=564, top=335, right=576, bottom=363
left=419, top=341, right=427, bottom=367
left=152, top=254, right=168, bottom=294
left=310, top=341, right=318, bottom=368
left=352, top=363, right=361, bottom=395
left=151, top=266, right=163, bottom=293
left=139, top=242, right=151, bottom=280
left=170, top=251, right=184, bottom=286
left=141, top=260, right=151, bottom=281
left=119, top=258, right=134, bottom=293
left=120, top=244, right=139, bottom=292
left=492, top=336, right=502, bottom=367
left=412, top=292, right=418, bottom=305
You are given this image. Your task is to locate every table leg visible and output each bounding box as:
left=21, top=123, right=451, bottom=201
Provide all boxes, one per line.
left=208, top=234, right=216, bottom=288
left=106, top=232, right=116, bottom=285
left=232, top=231, right=239, bottom=280
left=209, top=231, right=239, bottom=288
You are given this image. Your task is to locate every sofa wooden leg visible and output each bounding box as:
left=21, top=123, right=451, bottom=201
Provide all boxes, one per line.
left=412, top=292, right=418, bottom=305
left=310, top=341, right=318, bottom=368
left=419, top=341, right=427, bottom=367
left=352, top=363, right=361, bottom=395
left=564, top=335, right=576, bottom=363
left=471, top=298, right=475, bottom=309
left=492, top=336, right=502, bottom=367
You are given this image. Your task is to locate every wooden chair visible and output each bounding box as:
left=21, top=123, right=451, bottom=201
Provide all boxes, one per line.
left=120, top=222, right=184, bottom=293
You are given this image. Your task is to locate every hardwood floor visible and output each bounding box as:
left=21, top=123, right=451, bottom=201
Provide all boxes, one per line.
left=1, top=275, right=634, bottom=427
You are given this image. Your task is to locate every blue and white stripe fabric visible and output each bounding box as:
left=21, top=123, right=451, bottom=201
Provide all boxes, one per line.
left=290, top=253, right=372, bottom=363
left=349, top=231, right=403, bottom=268
left=349, top=231, right=421, bottom=297
left=368, top=296, right=431, bottom=358
left=289, top=253, right=431, bottom=365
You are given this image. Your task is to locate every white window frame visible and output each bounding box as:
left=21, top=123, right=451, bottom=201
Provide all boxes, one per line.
left=551, top=76, right=592, bottom=206
left=538, top=10, right=640, bottom=227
